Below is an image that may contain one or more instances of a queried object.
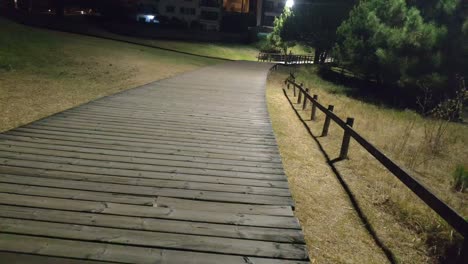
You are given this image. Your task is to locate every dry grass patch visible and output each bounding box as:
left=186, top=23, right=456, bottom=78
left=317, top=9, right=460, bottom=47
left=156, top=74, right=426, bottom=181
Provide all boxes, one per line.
left=267, top=66, right=468, bottom=263
left=0, top=18, right=218, bottom=132
left=267, top=72, right=389, bottom=263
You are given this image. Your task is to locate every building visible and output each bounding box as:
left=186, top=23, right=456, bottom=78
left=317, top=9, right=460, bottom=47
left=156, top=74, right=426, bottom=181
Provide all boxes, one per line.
left=132, top=0, right=287, bottom=31
left=261, top=0, right=285, bottom=26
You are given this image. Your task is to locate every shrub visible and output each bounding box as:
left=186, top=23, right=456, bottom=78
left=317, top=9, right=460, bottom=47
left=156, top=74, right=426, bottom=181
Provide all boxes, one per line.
left=452, top=165, right=468, bottom=192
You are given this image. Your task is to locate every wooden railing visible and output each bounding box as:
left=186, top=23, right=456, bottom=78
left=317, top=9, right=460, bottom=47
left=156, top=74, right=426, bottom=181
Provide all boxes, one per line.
left=257, top=52, right=315, bottom=64
left=283, top=72, right=467, bottom=262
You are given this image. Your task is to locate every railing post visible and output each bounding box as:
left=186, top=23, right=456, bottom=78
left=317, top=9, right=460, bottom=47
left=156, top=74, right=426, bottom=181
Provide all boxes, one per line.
left=458, top=239, right=468, bottom=264
left=302, top=88, right=309, bottom=110
left=297, top=83, right=304, bottom=104
left=311, top=94, right=318, bottom=120
left=293, top=83, right=296, bottom=97
left=339, top=117, right=355, bottom=160
left=321, top=105, right=334, bottom=136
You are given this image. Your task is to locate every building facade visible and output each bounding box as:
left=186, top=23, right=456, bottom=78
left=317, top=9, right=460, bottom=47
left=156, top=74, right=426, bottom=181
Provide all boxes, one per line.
left=133, top=0, right=286, bottom=31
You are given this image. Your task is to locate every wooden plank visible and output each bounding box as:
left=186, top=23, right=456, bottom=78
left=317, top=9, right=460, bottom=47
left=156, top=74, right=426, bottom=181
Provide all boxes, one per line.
left=0, top=152, right=286, bottom=181
left=0, top=218, right=307, bottom=258
left=30, top=121, right=278, bottom=147
left=0, top=144, right=285, bottom=176
left=0, top=174, right=293, bottom=205
left=0, top=161, right=290, bottom=189
left=60, top=107, right=273, bottom=125
left=58, top=104, right=272, bottom=119
left=8, top=129, right=281, bottom=159
left=0, top=218, right=306, bottom=259
left=0, top=205, right=302, bottom=242
left=0, top=167, right=290, bottom=197
left=0, top=174, right=292, bottom=216
left=50, top=113, right=275, bottom=137
left=0, top=252, right=111, bottom=264
left=0, top=133, right=283, bottom=164
left=38, top=117, right=277, bottom=142
left=0, top=234, right=309, bottom=264
left=0, top=136, right=283, bottom=168
left=155, top=197, right=294, bottom=217
left=17, top=125, right=279, bottom=152
left=53, top=110, right=274, bottom=129
left=0, top=182, right=155, bottom=206
left=0, top=193, right=301, bottom=229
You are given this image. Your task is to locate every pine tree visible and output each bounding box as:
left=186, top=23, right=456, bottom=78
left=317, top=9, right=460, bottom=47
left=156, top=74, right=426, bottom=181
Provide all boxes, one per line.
left=334, top=0, right=450, bottom=89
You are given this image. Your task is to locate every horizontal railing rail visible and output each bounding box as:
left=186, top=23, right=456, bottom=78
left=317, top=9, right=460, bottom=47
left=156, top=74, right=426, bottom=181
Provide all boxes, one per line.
left=258, top=52, right=315, bottom=64
left=283, top=73, right=467, bottom=261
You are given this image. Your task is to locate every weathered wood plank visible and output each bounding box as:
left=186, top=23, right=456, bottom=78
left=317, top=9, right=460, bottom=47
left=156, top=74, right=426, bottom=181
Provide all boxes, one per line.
left=27, top=122, right=278, bottom=147
left=0, top=176, right=292, bottom=216
left=36, top=118, right=277, bottom=144
left=8, top=130, right=281, bottom=160
left=155, top=197, right=294, bottom=217
left=0, top=166, right=289, bottom=197
left=0, top=152, right=286, bottom=181
left=49, top=112, right=275, bottom=132
left=0, top=218, right=308, bottom=258
left=0, top=205, right=302, bottom=242
left=55, top=109, right=274, bottom=128
left=0, top=193, right=301, bottom=229
left=0, top=174, right=293, bottom=205
left=0, top=252, right=111, bottom=264
left=15, top=126, right=279, bottom=153
left=0, top=234, right=310, bottom=264
left=0, top=136, right=283, bottom=168
left=0, top=161, right=290, bottom=189
left=0, top=182, right=155, bottom=205
left=0, top=144, right=285, bottom=175
left=0, top=133, right=283, bottom=164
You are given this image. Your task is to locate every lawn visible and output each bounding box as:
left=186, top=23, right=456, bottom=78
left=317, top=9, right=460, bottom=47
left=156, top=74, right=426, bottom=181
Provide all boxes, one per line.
left=267, top=66, right=467, bottom=263
left=0, top=17, right=220, bottom=132
left=137, top=40, right=260, bottom=61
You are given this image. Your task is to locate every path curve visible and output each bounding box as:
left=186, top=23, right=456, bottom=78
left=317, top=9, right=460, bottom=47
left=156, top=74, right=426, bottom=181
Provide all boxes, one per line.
left=0, top=61, right=308, bottom=263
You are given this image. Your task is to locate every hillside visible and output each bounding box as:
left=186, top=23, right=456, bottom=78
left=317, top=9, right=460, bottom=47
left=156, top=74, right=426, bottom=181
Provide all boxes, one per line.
left=0, top=17, right=219, bottom=132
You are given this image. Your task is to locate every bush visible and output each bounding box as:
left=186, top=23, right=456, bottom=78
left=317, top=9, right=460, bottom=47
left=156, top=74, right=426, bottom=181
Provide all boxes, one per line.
left=452, top=165, right=468, bottom=192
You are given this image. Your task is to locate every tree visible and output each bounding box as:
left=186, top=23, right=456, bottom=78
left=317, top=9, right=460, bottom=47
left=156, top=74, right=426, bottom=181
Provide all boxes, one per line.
left=280, top=0, right=355, bottom=64
left=333, top=0, right=452, bottom=90
left=267, top=7, right=294, bottom=54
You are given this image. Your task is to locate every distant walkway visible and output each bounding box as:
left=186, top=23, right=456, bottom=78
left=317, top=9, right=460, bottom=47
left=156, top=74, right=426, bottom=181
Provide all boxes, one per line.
left=0, top=61, right=308, bottom=263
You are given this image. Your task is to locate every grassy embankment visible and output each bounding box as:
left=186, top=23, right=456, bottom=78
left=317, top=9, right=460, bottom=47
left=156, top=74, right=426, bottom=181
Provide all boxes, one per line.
left=0, top=18, right=246, bottom=132
left=71, top=29, right=310, bottom=61
left=267, top=66, right=467, bottom=263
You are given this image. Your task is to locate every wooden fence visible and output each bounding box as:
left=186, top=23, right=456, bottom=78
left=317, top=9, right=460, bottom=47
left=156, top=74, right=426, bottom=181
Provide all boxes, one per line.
left=282, top=71, right=467, bottom=263
left=257, top=52, right=315, bottom=64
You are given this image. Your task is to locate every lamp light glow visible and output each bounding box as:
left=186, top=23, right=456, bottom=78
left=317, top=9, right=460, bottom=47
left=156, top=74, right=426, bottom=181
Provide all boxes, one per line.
left=286, top=0, right=294, bottom=8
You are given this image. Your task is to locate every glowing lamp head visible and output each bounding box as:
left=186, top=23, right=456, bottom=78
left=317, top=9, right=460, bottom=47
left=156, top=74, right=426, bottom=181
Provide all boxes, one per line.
left=286, top=0, right=294, bottom=8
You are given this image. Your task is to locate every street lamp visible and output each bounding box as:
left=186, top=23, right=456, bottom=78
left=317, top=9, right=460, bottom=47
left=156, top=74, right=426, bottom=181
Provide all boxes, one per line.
left=286, top=0, right=294, bottom=8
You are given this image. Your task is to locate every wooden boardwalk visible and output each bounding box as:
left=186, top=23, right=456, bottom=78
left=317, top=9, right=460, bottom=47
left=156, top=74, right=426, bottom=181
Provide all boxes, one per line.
left=0, top=61, right=308, bottom=263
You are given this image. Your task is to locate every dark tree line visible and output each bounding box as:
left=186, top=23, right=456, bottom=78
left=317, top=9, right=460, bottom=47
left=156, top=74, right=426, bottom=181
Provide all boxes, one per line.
left=277, top=0, right=467, bottom=105
left=333, top=0, right=467, bottom=96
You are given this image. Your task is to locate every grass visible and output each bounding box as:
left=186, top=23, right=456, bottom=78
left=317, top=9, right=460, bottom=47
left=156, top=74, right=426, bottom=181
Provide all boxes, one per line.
left=267, top=66, right=468, bottom=263
left=138, top=40, right=260, bottom=61
left=78, top=29, right=260, bottom=61
left=267, top=74, right=390, bottom=263
left=0, top=17, right=219, bottom=132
